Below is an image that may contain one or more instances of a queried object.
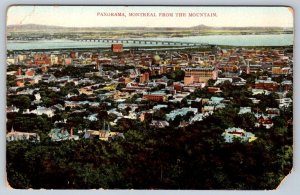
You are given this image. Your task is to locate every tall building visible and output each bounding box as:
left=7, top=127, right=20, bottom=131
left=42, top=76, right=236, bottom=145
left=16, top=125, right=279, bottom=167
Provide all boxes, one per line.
left=184, top=75, right=194, bottom=85
left=184, top=66, right=218, bottom=83
left=139, top=72, right=150, bottom=83
left=34, top=54, right=50, bottom=65
left=50, top=55, right=59, bottom=65
left=70, top=51, right=78, bottom=59
left=111, top=44, right=123, bottom=53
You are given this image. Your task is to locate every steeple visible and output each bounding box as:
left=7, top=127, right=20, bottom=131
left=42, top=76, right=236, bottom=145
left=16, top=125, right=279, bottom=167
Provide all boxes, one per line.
left=101, top=120, right=110, bottom=132
left=102, top=121, right=106, bottom=131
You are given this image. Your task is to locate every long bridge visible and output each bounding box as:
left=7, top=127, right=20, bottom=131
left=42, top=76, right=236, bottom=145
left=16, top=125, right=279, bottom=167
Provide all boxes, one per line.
left=71, top=38, right=214, bottom=48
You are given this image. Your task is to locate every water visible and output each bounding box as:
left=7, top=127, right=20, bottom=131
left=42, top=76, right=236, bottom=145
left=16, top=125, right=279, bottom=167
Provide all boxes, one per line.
left=7, top=34, right=293, bottom=50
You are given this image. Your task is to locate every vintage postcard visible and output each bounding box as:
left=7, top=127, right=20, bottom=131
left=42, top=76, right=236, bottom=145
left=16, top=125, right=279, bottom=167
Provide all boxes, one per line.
left=6, top=6, right=294, bottom=189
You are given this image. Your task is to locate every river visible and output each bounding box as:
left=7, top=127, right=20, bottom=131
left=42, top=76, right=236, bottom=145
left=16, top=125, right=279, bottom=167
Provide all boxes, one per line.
left=7, top=34, right=293, bottom=50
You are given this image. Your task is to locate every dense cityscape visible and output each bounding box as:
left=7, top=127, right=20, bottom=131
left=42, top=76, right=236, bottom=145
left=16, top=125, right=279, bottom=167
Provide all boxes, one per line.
left=5, top=4, right=295, bottom=190
left=6, top=42, right=293, bottom=189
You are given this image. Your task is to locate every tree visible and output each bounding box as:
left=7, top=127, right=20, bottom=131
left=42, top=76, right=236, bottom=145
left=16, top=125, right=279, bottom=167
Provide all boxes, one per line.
left=8, top=95, right=32, bottom=111
left=235, top=113, right=256, bottom=130
left=7, top=75, right=16, bottom=88
left=207, top=79, right=216, bottom=87
left=286, top=91, right=293, bottom=99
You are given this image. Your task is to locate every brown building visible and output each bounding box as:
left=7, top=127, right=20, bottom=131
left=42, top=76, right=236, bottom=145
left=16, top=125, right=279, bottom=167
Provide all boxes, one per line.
left=118, top=77, right=132, bottom=84
left=143, top=92, right=167, bottom=102
left=25, top=69, right=35, bottom=77
left=139, top=72, right=150, bottom=83
left=272, top=67, right=281, bottom=75
left=208, top=87, right=222, bottom=93
left=111, top=44, right=123, bottom=53
left=16, top=67, right=22, bottom=76
left=272, top=67, right=291, bottom=75
left=34, top=54, right=50, bottom=65
left=64, top=58, right=72, bottom=66
left=16, top=79, right=25, bottom=87
left=91, top=54, right=99, bottom=61
left=143, top=94, right=166, bottom=102
left=254, top=79, right=279, bottom=92
left=173, top=82, right=184, bottom=92
left=184, top=75, right=194, bottom=85
left=185, top=66, right=217, bottom=83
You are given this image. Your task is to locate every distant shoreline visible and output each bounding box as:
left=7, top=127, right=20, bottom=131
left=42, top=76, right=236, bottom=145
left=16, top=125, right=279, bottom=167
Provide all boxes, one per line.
left=7, top=45, right=293, bottom=53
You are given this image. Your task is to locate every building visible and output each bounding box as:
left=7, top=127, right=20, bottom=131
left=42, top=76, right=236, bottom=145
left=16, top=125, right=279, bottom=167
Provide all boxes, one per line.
left=48, top=128, right=79, bottom=141
left=111, top=44, right=123, bottom=53
left=84, top=121, right=124, bottom=141
left=255, top=115, right=274, bottom=129
left=143, top=91, right=167, bottom=102
left=266, top=108, right=280, bottom=118
left=79, top=87, right=94, bottom=95
left=34, top=54, right=50, bottom=65
left=70, top=51, right=79, bottom=59
left=276, top=98, right=293, bottom=109
left=139, top=111, right=153, bottom=122
left=6, top=105, right=19, bottom=113
left=64, top=58, right=73, bottom=65
left=166, top=107, right=198, bottom=121
left=173, top=82, right=184, bottom=92
left=190, top=113, right=205, bottom=123
left=50, top=55, right=59, bottom=65
left=17, top=54, right=27, bottom=62
left=7, top=127, right=40, bottom=142
left=207, top=87, right=222, bottom=93
left=65, top=101, right=100, bottom=108
left=281, top=80, right=293, bottom=91
left=238, top=107, right=252, bottom=115
left=254, top=79, right=279, bottom=92
left=222, top=127, right=257, bottom=143
left=23, top=106, right=55, bottom=118
left=139, top=72, right=150, bottom=83
left=150, top=120, right=169, bottom=128
left=184, top=66, right=218, bottom=83
left=184, top=75, right=194, bottom=85
left=118, top=77, right=132, bottom=84
left=25, top=69, right=35, bottom=77
left=16, top=79, right=25, bottom=87
left=190, top=98, right=202, bottom=111
left=7, top=57, right=18, bottom=65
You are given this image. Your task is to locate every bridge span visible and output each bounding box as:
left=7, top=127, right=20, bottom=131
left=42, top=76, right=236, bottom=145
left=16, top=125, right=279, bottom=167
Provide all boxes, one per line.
left=71, top=38, right=214, bottom=48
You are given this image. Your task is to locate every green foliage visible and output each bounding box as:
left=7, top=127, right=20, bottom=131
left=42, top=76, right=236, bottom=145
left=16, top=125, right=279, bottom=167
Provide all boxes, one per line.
left=166, top=70, right=185, bottom=81
left=54, top=66, right=95, bottom=78
left=7, top=75, right=17, bottom=88
left=255, top=93, right=279, bottom=111
left=7, top=103, right=292, bottom=189
left=7, top=95, right=33, bottom=111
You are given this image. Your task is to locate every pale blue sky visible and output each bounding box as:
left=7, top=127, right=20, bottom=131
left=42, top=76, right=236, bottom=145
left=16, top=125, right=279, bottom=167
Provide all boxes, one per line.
left=7, top=6, right=294, bottom=28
